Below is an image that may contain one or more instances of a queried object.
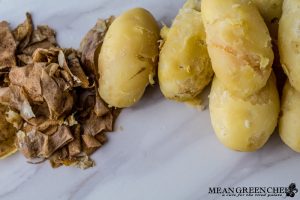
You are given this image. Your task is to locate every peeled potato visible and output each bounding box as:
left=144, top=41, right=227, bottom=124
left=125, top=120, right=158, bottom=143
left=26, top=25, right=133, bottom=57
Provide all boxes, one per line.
left=201, top=0, right=274, bottom=98
left=209, top=73, right=279, bottom=152
left=98, top=8, right=160, bottom=108
left=278, top=0, right=300, bottom=92
left=279, top=81, right=300, bottom=152
left=158, top=0, right=213, bottom=101
left=252, top=0, right=283, bottom=41
left=252, top=0, right=283, bottom=23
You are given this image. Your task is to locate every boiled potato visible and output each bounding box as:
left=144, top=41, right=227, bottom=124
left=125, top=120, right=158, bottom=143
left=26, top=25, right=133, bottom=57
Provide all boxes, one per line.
left=209, top=73, right=280, bottom=152
left=252, top=0, right=283, bottom=41
left=252, top=0, right=283, bottom=25
left=251, top=0, right=284, bottom=94
left=252, top=0, right=283, bottom=23
left=201, top=0, right=274, bottom=98
left=158, top=0, right=213, bottom=101
left=98, top=8, right=160, bottom=108
left=278, top=0, right=300, bottom=92
left=279, top=81, right=300, bottom=152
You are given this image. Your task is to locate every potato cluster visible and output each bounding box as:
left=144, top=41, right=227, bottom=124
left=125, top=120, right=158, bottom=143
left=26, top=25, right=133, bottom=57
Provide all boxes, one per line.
left=201, top=0, right=281, bottom=151
left=97, top=0, right=300, bottom=152
left=98, top=1, right=214, bottom=107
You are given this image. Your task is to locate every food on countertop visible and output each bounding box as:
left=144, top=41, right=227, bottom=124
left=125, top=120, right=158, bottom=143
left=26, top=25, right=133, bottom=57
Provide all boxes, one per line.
left=98, top=8, right=160, bottom=108
left=0, top=0, right=298, bottom=167
left=0, top=13, right=119, bottom=169
left=209, top=73, right=280, bottom=152
left=278, top=0, right=300, bottom=92
left=279, top=81, right=300, bottom=152
left=201, top=0, right=274, bottom=98
left=158, top=0, right=213, bottom=102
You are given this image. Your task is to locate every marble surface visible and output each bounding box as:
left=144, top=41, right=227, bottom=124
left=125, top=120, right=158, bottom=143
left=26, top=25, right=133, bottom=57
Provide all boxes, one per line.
left=0, top=0, right=299, bottom=200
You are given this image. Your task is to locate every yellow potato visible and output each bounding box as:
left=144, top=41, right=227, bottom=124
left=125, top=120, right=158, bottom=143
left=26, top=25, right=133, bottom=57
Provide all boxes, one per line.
left=278, top=0, right=300, bottom=92
left=252, top=0, right=283, bottom=41
left=201, top=0, right=274, bottom=98
left=158, top=0, right=213, bottom=101
left=209, top=73, right=280, bottom=152
left=279, top=81, right=300, bottom=152
left=98, top=8, right=160, bottom=108
left=252, top=0, right=283, bottom=23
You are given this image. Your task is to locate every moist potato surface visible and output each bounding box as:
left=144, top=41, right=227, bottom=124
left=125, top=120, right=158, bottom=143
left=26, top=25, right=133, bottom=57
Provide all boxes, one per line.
left=202, top=0, right=274, bottom=97
left=278, top=0, right=300, bottom=92
left=158, top=0, right=213, bottom=101
left=98, top=8, right=160, bottom=108
left=209, top=74, right=280, bottom=152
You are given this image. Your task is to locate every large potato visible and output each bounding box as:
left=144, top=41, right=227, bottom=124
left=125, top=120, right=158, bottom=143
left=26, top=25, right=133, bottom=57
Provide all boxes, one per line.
left=209, top=73, right=280, bottom=152
left=278, top=0, right=300, bottom=92
left=158, top=0, right=213, bottom=101
left=98, top=8, right=160, bottom=108
left=201, top=0, right=274, bottom=98
left=279, top=81, right=300, bottom=152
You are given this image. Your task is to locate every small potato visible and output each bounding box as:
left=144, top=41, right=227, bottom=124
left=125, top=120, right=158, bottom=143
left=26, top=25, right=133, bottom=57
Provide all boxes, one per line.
left=98, top=8, right=160, bottom=108
left=158, top=0, right=213, bottom=101
left=278, top=0, right=300, bottom=92
left=279, top=81, right=300, bottom=152
left=201, top=0, right=274, bottom=98
left=209, top=73, right=280, bottom=152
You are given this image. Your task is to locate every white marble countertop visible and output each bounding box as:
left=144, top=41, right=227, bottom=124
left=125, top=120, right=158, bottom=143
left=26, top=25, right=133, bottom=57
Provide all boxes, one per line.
left=0, top=0, right=299, bottom=200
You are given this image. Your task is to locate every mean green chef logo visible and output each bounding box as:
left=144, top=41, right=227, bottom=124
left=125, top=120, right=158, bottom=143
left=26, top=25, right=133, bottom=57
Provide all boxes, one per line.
left=208, top=183, right=298, bottom=198
left=286, top=183, right=298, bottom=197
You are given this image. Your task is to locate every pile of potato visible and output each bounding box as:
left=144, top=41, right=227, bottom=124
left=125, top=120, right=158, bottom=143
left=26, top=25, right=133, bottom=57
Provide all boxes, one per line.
left=203, top=0, right=281, bottom=152
left=98, top=1, right=213, bottom=107
left=97, top=0, right=300, bottom=152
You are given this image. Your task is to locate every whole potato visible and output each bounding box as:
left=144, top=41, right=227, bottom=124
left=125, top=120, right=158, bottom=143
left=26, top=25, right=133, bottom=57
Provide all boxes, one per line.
left=201, top=0, right=274, bottom=98
left=279, top=81, right=300, bottom=152
left=98, top=8, right=160, bottom=108
left=209, top=73, right=279, bottom=152
left=278, top=0, right=300, bottom=92
left=158, top=0, right=213, bottom=101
